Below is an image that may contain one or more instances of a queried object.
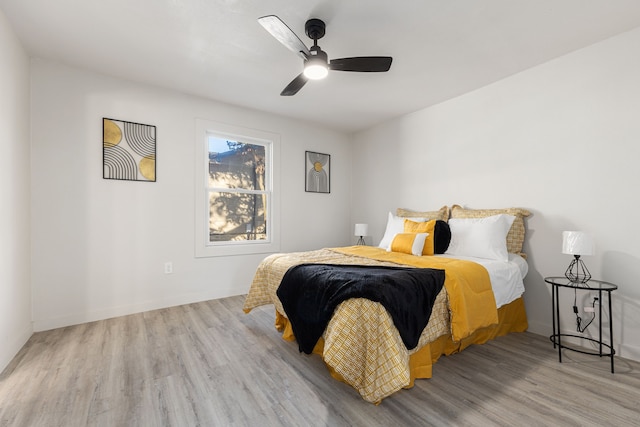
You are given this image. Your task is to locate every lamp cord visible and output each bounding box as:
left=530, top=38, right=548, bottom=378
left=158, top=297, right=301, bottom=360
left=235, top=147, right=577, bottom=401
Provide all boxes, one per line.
left=574, top=289, right=596, bottom=333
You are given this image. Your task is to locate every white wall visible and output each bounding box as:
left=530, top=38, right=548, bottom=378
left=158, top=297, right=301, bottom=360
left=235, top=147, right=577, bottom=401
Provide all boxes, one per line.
left=0, top=9, right=32, bottom=371
left=30, top=59, right=351, bottom=331
left=352, top=28, right=640, bottom=361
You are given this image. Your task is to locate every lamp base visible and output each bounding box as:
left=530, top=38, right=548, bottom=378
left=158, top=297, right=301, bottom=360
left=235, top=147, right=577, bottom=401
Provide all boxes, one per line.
left=565, top=255, right=591, bottom=283
left=356, top=236, right=366, bottom=246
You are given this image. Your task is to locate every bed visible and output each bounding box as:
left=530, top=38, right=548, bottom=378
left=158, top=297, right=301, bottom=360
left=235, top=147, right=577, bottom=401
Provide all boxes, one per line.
left=243, top=205, right=531, bottom=404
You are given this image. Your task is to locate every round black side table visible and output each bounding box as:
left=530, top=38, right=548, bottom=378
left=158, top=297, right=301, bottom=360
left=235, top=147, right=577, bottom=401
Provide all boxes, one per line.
left=544, top=276, right=617, bottom=373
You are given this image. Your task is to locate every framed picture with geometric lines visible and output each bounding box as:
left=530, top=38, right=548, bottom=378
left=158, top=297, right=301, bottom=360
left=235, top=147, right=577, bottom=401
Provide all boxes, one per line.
left=103, top=118, right=156, bottom=182
left=305, top=151, right=330, bottom=193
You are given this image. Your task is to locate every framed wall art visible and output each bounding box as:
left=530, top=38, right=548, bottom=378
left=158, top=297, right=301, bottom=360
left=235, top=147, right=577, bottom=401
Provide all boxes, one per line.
left=305, top=151, right=330, bottom=193
left=103, top=118, right=156, bottom=182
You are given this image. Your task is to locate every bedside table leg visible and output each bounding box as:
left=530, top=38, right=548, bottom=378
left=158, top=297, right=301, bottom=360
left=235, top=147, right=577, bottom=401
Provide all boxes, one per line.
left=555, top=284, right=562, bottom=363
left=598, top=289, right=603, bottom=358
left=551, top=283, right=557, bottom=349
left=609, top=290, right=615, bottom=374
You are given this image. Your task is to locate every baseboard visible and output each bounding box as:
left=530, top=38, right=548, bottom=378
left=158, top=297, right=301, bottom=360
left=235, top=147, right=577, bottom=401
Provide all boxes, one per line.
left=529, top=319, right=640, bottom=363
left=32, top=289, right=244, bottom=332
left=525, top=319, right=549, bottom=337
left=0, top=323, right=33, bottom=374
left=29, top=293, right=640, bottom=363
left=618, top=342, right=640, bottom=361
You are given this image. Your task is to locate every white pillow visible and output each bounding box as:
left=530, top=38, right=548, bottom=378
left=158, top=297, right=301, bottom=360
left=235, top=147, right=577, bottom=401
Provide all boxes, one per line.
left=378, top=212, right=428, bottom=249
left=445, top=214, right=516, bottom=262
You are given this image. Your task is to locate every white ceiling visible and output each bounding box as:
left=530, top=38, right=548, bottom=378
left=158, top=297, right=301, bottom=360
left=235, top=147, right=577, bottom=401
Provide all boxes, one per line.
left=3, top=0, right=640, bottom=133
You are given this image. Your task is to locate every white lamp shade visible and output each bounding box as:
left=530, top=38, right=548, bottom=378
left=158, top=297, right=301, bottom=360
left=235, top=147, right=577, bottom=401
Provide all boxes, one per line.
left=354, top=223, right=369, bottom=237
left=562, top=231, right=594, bottom=256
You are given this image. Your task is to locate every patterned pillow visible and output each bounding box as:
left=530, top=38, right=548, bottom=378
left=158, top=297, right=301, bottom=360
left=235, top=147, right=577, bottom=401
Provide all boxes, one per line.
left=450, top=205, right=531, bottom=256
left=396, top=205, right=450, bottom=222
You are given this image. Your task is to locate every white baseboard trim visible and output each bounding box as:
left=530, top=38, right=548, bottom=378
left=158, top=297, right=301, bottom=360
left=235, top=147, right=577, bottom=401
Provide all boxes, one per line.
left=525, top=319, right=549, bottom=337
left=528, top=320, right=640, bottom=363
left=618, top=342, right=640, bottom=361
left=0, top=323, right=33, bottom=373
left=29, top=293, right=640, bottom=364
left=32, top=289, right=244, bottom=332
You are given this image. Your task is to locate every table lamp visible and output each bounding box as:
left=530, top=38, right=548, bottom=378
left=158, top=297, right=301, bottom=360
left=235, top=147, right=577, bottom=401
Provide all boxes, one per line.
left=354, top=223, right=369, bottom=245
left=562, top=231, right=594, bottom=283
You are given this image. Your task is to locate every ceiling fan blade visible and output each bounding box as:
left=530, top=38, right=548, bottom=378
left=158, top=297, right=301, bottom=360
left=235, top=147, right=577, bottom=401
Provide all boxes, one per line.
left=280, top=74, right=308, bottom=96
left=329, top=57, right=393, bottom=72
left=258, top=15, right=310, bottom=60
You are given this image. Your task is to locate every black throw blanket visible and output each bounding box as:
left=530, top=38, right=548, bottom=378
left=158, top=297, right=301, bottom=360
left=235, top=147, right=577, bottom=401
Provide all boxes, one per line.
left=276, top=264, right=445, bottom=354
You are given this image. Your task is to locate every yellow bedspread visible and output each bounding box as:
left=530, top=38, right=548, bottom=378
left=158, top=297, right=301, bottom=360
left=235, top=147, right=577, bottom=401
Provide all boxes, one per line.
left=334, top=246, right=499, bottom=341
left=243, top=246, right=500, bottom=403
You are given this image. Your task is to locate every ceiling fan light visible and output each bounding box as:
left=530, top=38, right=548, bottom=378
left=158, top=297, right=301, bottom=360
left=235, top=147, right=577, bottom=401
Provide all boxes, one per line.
left=303, top=44, right=329, bottom=80
left=304, top=63, right=329, bottom=80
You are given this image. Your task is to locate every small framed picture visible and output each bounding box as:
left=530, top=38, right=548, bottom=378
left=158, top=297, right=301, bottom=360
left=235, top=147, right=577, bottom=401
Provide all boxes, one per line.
left=305, top=151, right=330, bottom=193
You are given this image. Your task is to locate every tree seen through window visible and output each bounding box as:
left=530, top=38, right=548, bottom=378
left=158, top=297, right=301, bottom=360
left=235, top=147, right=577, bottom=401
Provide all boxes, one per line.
left=208, top=137, right=267, bottom=242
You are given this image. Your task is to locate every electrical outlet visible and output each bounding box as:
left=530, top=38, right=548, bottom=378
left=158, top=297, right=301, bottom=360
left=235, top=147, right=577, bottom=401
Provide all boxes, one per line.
left=584, top=306, right=595, bottom=313
left=164, top=262, right=173, bottom=274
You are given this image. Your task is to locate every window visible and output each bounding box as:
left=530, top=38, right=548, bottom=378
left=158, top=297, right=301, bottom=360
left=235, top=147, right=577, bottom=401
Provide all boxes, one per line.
left=195, top=119, right=280, bottom=257
left=208, top=137, right=267, bottom=242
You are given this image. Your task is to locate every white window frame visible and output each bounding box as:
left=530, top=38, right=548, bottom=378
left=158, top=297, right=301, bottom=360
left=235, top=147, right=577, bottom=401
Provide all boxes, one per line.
left=195, top=119, right=280, bottom=257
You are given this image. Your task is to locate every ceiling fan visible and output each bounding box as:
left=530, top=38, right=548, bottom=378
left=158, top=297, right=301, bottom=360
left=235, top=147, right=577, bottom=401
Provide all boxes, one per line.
left=258, top=15, right=393, bottom=96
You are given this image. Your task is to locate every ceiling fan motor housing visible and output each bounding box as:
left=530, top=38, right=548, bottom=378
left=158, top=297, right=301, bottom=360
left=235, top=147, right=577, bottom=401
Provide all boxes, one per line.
left=308, top=45, right=327, bottom=61
left=305, top=18, right=326, bottom=40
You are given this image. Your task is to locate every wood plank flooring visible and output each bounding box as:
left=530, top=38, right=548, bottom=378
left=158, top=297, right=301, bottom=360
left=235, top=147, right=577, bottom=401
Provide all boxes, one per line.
left=1, top=295, right=639, bottom=426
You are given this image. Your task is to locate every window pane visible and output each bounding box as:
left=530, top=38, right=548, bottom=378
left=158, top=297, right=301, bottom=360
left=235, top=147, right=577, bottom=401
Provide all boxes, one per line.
left=209, top=191, right=267, bottom=242
left=208, top=138, right=265, bottom=190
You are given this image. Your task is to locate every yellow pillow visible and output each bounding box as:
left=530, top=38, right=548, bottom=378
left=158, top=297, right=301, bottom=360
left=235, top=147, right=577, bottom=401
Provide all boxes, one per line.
left=404, top=219, right=436, bottom=255
left=389, top=233, right=429, bottom=256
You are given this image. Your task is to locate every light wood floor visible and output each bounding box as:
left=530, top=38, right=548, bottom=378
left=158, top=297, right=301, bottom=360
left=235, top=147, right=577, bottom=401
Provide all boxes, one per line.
left=1, top=295, right=640, bottom=427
